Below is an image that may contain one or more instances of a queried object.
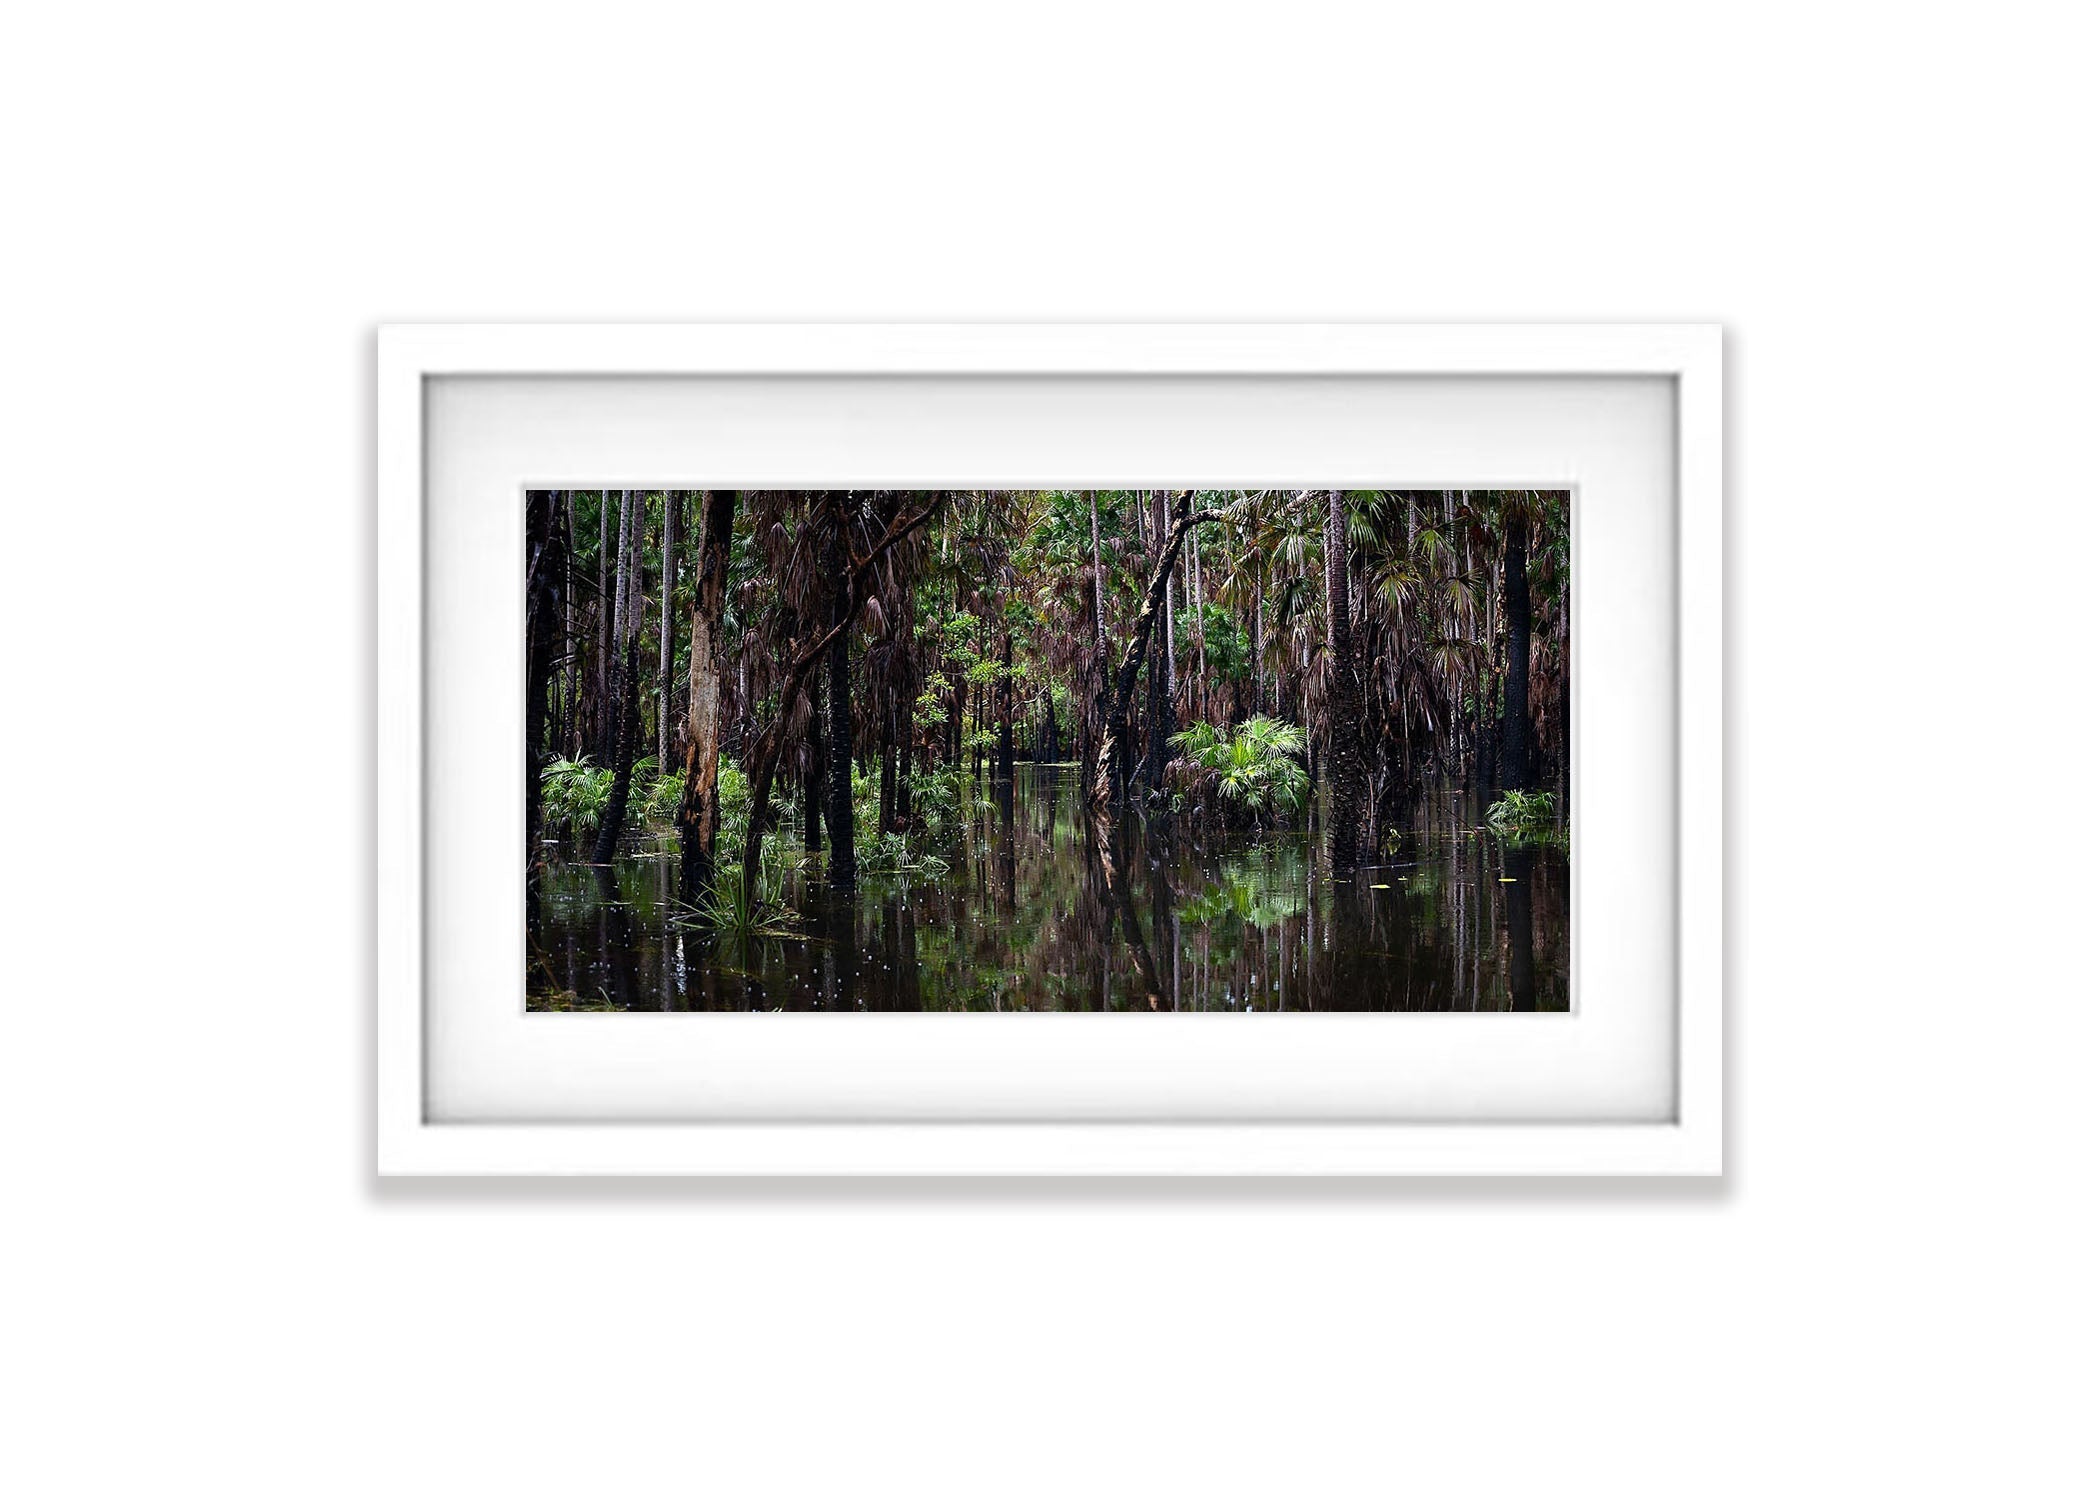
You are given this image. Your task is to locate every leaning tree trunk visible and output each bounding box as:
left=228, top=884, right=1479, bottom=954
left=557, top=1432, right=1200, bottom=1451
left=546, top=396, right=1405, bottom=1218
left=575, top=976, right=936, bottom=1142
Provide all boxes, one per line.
left=1090, top=495, right=1223, bottom=813
left=591, top=490, right=639, bottom=864
left=1501, top=504, right=1532, bottom=791
left=676, top=490, right=735, bottom=897
left=1323, top=488, right=1367, bottom=869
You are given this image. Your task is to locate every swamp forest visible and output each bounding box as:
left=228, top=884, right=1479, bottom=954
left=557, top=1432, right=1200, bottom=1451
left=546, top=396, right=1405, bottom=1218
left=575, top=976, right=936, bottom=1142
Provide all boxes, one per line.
left=526, top=488, right=1571, bottom=1012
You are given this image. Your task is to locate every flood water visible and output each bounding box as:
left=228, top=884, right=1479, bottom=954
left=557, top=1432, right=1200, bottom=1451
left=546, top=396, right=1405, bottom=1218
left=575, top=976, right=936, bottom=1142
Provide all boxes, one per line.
left=528, top=764, right=1569, bottom=1012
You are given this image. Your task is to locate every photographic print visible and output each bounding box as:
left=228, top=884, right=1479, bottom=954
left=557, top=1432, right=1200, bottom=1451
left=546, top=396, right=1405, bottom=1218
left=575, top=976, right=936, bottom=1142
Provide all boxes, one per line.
left=526, top=489, right=1570, bottom=1012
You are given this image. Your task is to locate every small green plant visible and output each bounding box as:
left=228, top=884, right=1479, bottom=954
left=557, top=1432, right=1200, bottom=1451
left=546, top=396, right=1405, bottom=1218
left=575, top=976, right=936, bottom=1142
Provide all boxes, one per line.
left=857, top=828, right=951, bottom=877
left=906, top=771, right=959, bottom=841
left=679, top=858, right=801, bottom=940
left=1170, top=715, right=1310, bottom=821
left=540, top=757, right=614, bottom=839
left=1486, top=788, right=1564, bottom=845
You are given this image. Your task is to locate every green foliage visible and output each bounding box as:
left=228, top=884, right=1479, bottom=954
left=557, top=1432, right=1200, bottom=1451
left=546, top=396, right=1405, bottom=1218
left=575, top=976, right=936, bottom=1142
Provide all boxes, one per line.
left=916, top=670, right=953, bottom=728
left=626, top=754, right=686, bottom=825
left=539, top=757, right=613, bottom=839
left=1183, top=601, right=1251, bottom=683
left=857, top=828, right=951, bottom=877
left=1170, top=715, right=1310, bottom=820
left=844, top=763, right=952, bottom=874
left=1486, top=788, right=1564, bottom=846
left=907, top=771, right=959, bottom=841
left=717, top=761, right=750, bottom=817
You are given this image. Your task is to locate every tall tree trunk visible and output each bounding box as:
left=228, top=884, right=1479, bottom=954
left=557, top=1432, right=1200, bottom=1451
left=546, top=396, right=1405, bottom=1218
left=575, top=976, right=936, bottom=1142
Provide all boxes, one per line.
left=1088, top=489, right=1112, bottom=800
left=896, top=684, right=914, bottom=826
left=560, top=490, right=577, bottom=756
left=525, top=490, right=565, bottom=895
left=596, top=491, right=612, bottom=760
left=804, top=669, right=826, bottom=852
left=1144, top=490, right=1178, bottom=791
left=1254, top=571, right=1265, bottom=718
left=878, top=682, right=897, bottom=832
left=1501, top=503, right=1532, bottom=790
left=591, top=491, right=639, bottom=864
left=1323, top=488, right=1366, bottom=868
left=995, top=631, right=1015, bottom=784
left=1190, top=526, right=1205, bottom=723
left=1090, top=495, right=1223, bottom=812
left=676, top=489, right=735, bottom=897
left=659, top=489, right=679, bottom=773
left=825, top=510, right=856, bottom=888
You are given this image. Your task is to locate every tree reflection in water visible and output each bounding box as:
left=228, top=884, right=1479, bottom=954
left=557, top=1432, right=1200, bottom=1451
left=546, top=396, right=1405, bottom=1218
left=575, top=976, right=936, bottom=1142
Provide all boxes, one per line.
left=529, top=764, right=1569, bottom=1012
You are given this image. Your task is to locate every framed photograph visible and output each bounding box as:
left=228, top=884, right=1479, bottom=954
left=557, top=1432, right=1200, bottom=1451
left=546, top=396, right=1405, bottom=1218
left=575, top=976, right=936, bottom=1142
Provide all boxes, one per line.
left=378, top=324, right=1721, bottom=1175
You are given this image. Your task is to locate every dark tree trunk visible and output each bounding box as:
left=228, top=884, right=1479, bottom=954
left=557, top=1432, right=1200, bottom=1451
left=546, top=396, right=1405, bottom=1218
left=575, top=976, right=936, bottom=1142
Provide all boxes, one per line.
left=804, top=669, right=826, bottom=853
left=676, top=490, right=735, bottom=897
left=1087, top=490, right=1112, bottom=801
left=595, top=491, right=612, bottom=760
left=824, top=515, right=856, bottom=889
left=878, top=683, right=897, bottom=833
left=1145, top=490, right=1175, bottom=792
left=593, top=639, right=640, bottom=863
left=995, top=631, right=1015, bottom=784
left=525, top=490, right=566, bottom=896
left=560, top=490, right=578, bottom=756
left=659, top=489, right=680, bottom=773
left=591, top=491, right=639, bottom=864
left=1501, top=505, right=1532, bottom=790
left=1323, top=488, right=1366, bottom=868
left=896, top=686, right=914, bottom=826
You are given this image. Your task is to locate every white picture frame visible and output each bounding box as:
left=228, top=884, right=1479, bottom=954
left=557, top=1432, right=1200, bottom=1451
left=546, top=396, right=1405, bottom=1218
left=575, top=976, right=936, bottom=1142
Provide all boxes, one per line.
left=378, top=323, right=1722, bottom=1176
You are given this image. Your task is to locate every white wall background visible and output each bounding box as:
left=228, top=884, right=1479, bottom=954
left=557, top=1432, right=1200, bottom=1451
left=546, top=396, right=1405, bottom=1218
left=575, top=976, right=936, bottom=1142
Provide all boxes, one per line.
left=4, top=4, right=2094, bottom=1497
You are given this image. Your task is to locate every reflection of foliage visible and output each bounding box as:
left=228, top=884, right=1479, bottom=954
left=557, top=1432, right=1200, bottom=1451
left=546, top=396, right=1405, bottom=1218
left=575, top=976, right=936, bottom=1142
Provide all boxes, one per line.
left=1170, top=716, right=1310, bottom=820
left=1175, top=848, right=1308, bottom=929
left=1487, top=788, right=1565, bottom=846
left=530, top=990, right=621, bottom=1012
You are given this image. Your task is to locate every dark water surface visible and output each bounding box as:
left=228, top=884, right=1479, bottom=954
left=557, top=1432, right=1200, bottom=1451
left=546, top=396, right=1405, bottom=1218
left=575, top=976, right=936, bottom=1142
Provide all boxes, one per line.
left=528, top=764, right=1569, bottom=1012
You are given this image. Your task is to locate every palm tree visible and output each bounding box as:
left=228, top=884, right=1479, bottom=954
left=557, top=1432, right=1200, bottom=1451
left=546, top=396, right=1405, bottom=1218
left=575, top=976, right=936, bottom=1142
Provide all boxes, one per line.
left=591, top=490, right=640, bottom=864
left=1322, top=488, right=1367, bottom=867
left=525, top=489, right=566, bottom=894
left=1500, top=492, right=1534, bottom=790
